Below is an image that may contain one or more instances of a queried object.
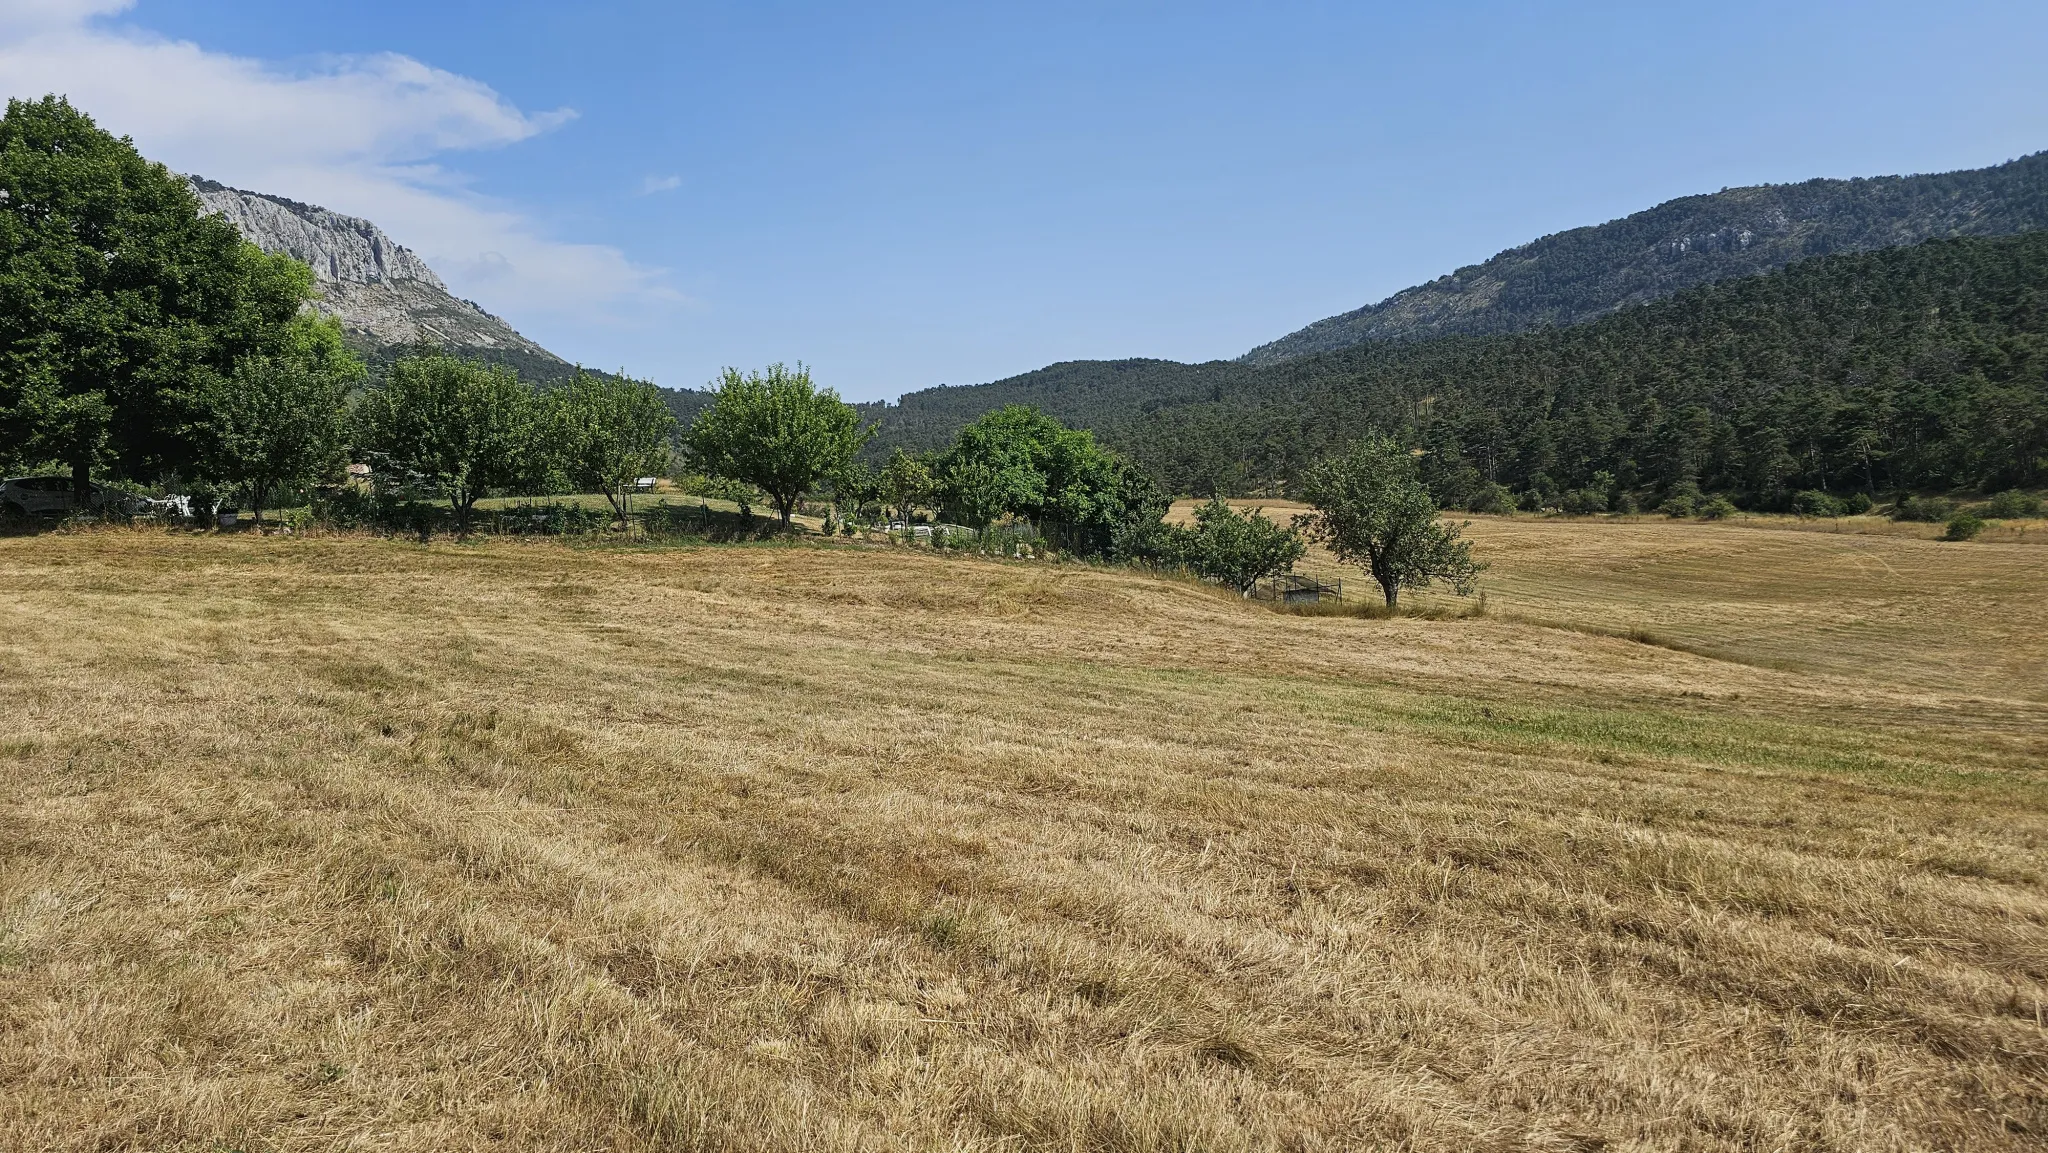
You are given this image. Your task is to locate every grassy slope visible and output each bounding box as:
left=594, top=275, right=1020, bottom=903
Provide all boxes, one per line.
left=1, top=530, right=2045, bottom=1150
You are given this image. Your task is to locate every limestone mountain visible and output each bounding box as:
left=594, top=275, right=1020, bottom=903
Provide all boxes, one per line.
left=1242, top=151, right=2048, bottom=364
left=186, top=177, right=580, bottom=383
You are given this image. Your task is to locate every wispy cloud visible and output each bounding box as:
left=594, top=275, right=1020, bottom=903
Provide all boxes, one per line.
left=639, top=174, right=683, bottom=195
left=0, top=0, right=673, bottom=331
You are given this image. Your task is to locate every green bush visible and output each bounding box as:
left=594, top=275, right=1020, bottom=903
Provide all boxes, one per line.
left=483, top=502, right=610, bottom=536
left=1891, top=495, right=1955, bottom=522
left=1944, top=513, right=1985, bottom=541
left=1791, top=490, right=1843, bottom=518
left=1842, top=492, right=1874, bottom=515
left=1658, top=481, right=1701, bottom=518
left=1516, top=490, right=1547, bottom=512
left=1465, top=483, right=1514, bottom=514
left=1698, top=497, right=1738, bottom=520
left=1559, top=487, right=1608, bottom=516
left=1984, top=490, right=2043, bottom=519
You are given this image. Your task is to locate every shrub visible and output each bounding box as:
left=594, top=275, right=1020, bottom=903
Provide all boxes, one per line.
left=1559, top=487, right=1608, bottom=516
left=1465, top=483, right=1514, bottom=515
left=1698, top=497, right=1738, bottom=520
left=1944, top=513, right=1984, bottom=541
left=1891, top=495, right=1955, bottom=523
left=1516, top=490, right=1546, bottom=512
left=1658, top=481, right=1701, bottom=518
left=1984, top=490, right=2043, bottom=519
left=1791, top=490, right=1843, bottom=518
left=1842, top=492, right=1874, bottom=515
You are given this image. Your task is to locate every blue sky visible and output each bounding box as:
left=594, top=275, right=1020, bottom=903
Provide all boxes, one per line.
left=5, top=1, right=2047, bottom=400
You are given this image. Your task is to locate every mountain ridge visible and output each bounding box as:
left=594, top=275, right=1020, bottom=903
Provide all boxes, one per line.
left=186, top=176, right=583, bottom=384
left=1241, top=151, right=2048, bottom=363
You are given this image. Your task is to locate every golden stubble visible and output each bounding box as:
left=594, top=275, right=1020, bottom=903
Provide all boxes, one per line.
left=0, top=529, right=2044, bottom=1151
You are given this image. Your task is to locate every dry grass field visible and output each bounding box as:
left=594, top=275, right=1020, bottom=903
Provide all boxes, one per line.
left=1171, top=501, right=2048, bottom=703
left=2, top=526, right=2045, bottom=1151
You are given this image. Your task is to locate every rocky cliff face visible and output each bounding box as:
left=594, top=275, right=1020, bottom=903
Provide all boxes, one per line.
left=1242, top=151, right=2048, bottom=364
left=187, top=177, right=576, bottom=380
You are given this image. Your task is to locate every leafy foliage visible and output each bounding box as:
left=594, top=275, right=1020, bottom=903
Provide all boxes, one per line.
left=351, top=353, right=551, bottom=536
left=879, top=450, right=934, bottom=525
left=1168, top=499, right=1307, bottom=594
left=1298, top=436, right=1483, bottom=608
left=936, top=405, right=1166, bottom=555
left=0, top=95, right=313, bottom=490
left=687, top=363, right=869, bottom=526
left=551, top=370, right=677, bottom=519
left=194, top=334, right=359, bottom=523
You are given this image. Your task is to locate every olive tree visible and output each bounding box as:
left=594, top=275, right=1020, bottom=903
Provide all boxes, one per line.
left=688, top=364, right=869, bottom=527
left=1298, top=435, right=1484, bottom=608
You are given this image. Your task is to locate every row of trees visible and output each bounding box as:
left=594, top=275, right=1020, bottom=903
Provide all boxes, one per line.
left=0, top=95, right=1482, bottom=607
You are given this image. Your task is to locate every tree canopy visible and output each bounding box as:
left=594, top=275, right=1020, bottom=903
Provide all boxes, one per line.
left=1169, top=499, right=1306, bottom=595
left=937, top=405, right=1167, bottom=553
left=860, top=232, right=2048, bottom=506
left=0, top=95, right=313, bottom=492
left=352, top=353, right=550, bottom=536
left=552, top=370, right=677, bottom=520
left=1298, top=436, right=1483, bottom=608
left=194, top=324, right=360, bottom=524
left=687, top=364, right=869, bottom=526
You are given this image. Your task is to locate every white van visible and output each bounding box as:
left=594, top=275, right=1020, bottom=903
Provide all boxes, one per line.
left=0, top=476, right=151, bottom=519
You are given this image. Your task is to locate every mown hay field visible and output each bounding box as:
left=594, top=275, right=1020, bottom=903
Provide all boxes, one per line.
left=1170, top=500, right=2048, bottom=703
left=2, top=527, right=2045, bottom=1151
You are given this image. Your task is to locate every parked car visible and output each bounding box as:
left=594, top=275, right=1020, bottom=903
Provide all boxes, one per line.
left=0, top=475, right=151, bottom=519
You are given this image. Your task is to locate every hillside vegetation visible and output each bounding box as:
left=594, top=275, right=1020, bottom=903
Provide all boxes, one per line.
left=1244, top=150, right=2048, bottom=362
left=2, top=528, right=2044, bottom=1150
left=871, top=231, right=2048, bottom=503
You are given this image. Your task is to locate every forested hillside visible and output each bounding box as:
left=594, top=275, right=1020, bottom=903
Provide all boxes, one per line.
left=855, top=359, right=1252, bottom=456
left=1243, top=151, right=2048, bottom=363
left=870, top=232, right=2048, bottom=505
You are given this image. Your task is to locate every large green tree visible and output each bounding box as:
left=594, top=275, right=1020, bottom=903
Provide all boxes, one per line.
left=0, top=95, right=312, bottom=495
left=195, top=320, right=361, bottom=525
left=939, top=405, right=1166, bottom=554
left=352, top=353, right=548, bottom=537
left=687, top=363, right=869, bottom=527
left=552, top=370, right=677, bottom=521
left=1298, top=436, right=1484, bottom=608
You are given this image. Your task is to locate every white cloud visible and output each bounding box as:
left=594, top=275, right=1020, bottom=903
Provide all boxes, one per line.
left=0, top=2, right=672, bottom=331
left=639, top=174, right=682, bottom=194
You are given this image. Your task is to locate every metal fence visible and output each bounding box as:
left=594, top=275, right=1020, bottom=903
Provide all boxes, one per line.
left=1249, top=573, right=1343, bottom=604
